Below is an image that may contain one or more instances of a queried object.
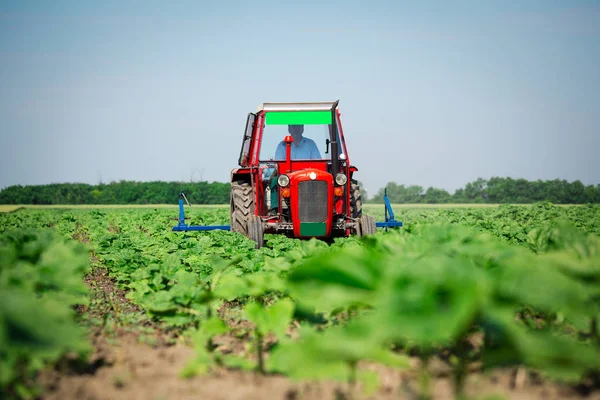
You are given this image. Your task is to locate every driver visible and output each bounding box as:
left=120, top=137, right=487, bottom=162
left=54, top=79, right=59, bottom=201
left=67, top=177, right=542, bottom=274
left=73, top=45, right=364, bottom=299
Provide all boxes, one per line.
left=274, top=125, right=321, bottom=160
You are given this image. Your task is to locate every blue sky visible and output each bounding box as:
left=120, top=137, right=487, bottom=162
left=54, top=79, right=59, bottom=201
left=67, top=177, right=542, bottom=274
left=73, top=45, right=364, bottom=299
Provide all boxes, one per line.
left=1, top=0, right=599, bottom=196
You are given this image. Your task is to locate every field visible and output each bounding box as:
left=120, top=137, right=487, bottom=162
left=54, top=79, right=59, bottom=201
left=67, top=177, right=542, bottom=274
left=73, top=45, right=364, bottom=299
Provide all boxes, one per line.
left=1, top=203, right=600, bottom=400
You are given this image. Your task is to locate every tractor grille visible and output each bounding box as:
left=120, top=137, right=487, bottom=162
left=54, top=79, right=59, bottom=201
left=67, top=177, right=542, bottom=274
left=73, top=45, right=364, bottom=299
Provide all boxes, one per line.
left=298, top=180, right=328, bottom=222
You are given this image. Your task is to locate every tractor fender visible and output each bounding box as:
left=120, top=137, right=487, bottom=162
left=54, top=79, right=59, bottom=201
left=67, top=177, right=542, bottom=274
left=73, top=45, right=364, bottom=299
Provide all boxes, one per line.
left=230, top=168, right=251, bottom=184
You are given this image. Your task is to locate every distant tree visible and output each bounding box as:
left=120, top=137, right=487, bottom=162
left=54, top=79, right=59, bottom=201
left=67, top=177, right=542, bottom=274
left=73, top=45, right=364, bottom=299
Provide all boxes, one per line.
left=584, top=185, right=600, bottom=203
left=423, top=187, right=452, bottom=203
left=463, top=178, right=487, bottom=203
left=0, top=181, right=231, bottom=205
left=370, top=183, right=424, bottom=203
left=365, top=177, right=600, bottom=204
left=566, top=180, right=586, bottom=203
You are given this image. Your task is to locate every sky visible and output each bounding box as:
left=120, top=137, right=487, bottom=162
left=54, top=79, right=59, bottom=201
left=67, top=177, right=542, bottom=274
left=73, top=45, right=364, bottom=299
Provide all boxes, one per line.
left=1, top=0, right=599, bottom=197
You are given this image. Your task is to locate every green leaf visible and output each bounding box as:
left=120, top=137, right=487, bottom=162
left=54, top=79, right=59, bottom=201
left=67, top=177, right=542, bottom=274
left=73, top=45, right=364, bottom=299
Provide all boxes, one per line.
left=214, top=273, right=249, bottom=301
left=483, top=307, right=600, bottom=381
left=266, top=298, right=294, bottom=339
left=200, top=317, right=228, bottom=337
left=146, top=290, right=176, bottom=312
left=244, top=303, right=268, bottom=333
left=244, top=299, right=294, bottom=338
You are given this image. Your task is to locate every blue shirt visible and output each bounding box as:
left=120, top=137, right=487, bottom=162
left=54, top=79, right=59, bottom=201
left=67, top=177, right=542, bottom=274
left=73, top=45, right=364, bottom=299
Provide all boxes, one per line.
left=275, top=137, right=322, bottom=160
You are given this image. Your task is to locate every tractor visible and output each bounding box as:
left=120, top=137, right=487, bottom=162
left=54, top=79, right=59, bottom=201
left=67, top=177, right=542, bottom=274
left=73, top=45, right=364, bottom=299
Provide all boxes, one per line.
left=233, top=101, right=376, bottom=248
left=172, top=101, right=402, bottom=247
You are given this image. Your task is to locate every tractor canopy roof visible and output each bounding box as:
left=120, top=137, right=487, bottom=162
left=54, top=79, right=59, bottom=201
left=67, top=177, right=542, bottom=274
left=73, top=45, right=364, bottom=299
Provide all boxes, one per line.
left=256, top=101, right=338, bottom=112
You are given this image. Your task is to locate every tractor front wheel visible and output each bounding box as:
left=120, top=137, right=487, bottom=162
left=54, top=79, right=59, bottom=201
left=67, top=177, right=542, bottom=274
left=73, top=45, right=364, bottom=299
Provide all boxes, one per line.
left=358, top=214, right=376, bottom=236
left=231, top=180, right=254, bottom=235
left=246, top=215, right=264, bottom=249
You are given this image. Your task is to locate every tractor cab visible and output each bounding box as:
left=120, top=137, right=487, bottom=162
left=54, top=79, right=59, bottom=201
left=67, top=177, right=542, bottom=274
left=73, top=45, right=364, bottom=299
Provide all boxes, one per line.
left=255, top=105, right=346, bottom=213
left=231, top=101, right=374, bottom=247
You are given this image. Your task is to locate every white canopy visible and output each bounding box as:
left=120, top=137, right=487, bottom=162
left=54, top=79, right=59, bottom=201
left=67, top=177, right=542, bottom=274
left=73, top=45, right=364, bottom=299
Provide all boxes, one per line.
left=256, top=101, right=338, bottom=113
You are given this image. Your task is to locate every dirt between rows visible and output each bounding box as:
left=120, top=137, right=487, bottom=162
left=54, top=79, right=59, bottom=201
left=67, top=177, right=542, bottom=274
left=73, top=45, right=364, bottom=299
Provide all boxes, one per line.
left=40, top=333, right=600, bottom=400
left=41, top=231, right=600, bottom=399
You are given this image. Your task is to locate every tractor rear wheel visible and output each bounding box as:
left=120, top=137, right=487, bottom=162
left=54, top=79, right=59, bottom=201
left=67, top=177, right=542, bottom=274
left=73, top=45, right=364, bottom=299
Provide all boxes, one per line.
left=246, top=215, right=264, bottom=249
left=231, top=180, right=254, bottom=235
left=350, top=179, right=363, bottom=219
left=359, top=214, right=376, bottom=236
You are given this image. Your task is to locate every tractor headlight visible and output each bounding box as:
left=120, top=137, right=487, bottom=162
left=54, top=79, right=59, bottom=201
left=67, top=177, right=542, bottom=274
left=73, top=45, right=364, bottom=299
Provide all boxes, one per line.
left=277, top=174, right=290, bottom=187
left=335, top=173, right=347, bottom=186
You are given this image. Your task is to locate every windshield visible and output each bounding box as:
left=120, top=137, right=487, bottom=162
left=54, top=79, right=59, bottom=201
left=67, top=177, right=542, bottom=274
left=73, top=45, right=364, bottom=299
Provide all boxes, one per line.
left=259, top=111, right=343, bottom=161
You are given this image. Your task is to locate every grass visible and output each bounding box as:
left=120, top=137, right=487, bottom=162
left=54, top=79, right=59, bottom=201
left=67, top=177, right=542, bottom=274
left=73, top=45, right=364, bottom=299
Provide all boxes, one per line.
left=0, top=205, right=25, bottom=213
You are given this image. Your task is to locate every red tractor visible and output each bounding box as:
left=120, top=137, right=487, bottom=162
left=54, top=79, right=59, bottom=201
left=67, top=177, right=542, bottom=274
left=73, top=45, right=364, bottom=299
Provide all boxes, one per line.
left=230, top=101, right=377, bottom=248
left=172, top=101, right=401, bottom=247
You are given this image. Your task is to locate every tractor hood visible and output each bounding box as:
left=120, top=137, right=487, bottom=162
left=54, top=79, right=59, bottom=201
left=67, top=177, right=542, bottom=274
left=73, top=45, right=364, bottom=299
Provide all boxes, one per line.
left=286, top=168, right=334, bottom=238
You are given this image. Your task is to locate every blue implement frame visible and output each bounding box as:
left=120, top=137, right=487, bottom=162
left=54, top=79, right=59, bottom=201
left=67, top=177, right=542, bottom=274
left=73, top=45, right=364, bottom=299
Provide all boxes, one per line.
left=171, top=190, right=402, bottom=232
left=172, top=193, right=230, bottom=232
left=376, top=189, right=403, bottom=229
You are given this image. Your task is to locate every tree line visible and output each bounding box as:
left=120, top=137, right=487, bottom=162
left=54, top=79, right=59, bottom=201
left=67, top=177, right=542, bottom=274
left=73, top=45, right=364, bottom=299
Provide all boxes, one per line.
left=0, top=181, right=231, bottom=205
left=1, top=177, right=599, bottom=205
left=368, top=177, right=600, bottom=204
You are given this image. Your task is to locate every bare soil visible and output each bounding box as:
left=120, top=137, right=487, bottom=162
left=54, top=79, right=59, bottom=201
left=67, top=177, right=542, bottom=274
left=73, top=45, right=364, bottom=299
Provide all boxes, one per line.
left=40, top=336, right=600, bottom=400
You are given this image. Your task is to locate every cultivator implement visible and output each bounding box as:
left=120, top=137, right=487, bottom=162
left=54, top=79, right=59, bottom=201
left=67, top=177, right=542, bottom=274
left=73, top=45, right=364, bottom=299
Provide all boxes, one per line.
left=172, top=190, right=402, bottom=233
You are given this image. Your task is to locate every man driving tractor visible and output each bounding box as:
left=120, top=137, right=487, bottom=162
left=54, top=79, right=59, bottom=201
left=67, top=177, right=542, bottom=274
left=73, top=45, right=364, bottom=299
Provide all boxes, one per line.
left=274, top=124, right=321, bottom=160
